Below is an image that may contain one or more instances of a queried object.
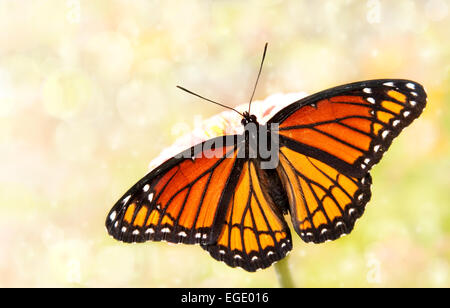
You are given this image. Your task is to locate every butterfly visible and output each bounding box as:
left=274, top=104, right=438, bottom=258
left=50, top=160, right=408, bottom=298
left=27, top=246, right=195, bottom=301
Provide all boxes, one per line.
left=105, top=45, right=427, bottom=272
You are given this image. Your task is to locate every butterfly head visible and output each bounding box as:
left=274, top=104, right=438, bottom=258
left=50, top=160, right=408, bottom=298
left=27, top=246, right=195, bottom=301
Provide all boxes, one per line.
left=241, top=112, right=258, bottom=126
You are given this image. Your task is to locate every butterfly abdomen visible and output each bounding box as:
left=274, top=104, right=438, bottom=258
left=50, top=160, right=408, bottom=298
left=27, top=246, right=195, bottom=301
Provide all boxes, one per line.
left=254, top=166, right=290, bottom=215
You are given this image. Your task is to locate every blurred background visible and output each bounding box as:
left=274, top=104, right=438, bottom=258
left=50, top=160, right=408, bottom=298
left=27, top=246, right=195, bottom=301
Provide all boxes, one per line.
left=0, top=0, right=448, bottom=287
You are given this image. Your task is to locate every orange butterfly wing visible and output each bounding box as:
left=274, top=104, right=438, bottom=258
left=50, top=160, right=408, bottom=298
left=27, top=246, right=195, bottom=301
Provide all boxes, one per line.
left=277, top=147, right=372, bottom=243
left=268, top=79, right=427, bottom=243
left=106, top=135, right=242, bottom=245
left=269, top=79, right=427, bottom=177
left=202, top=160, right=292, bottom=272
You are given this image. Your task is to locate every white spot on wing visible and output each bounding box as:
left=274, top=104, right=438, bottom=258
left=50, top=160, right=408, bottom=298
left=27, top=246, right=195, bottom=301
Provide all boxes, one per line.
left=406, top=82, right=415, bottom=89
left=367, top=97, right=376, bottom=104
left=109, top=211, right=117, bottom=221
left=122, top=195, right=131, bottom=204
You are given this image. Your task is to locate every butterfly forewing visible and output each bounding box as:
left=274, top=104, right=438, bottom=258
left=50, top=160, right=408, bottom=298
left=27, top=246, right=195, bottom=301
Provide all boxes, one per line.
left=106, top=135, right=242, bottom=245
left=270, top=79, right=427, bottom=177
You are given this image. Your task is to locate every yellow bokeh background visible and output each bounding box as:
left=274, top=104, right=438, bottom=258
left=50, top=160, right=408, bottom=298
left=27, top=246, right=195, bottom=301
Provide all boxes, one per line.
left=0, top=0, right=448, bottom=287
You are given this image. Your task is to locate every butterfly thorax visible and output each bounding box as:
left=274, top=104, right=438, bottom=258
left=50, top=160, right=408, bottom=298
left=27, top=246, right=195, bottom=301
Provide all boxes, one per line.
left=241, top=112, right=259, bottom=154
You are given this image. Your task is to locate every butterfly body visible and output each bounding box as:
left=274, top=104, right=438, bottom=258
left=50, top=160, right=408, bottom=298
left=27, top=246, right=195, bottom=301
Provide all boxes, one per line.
left=106, top=79, right=426, bottom=272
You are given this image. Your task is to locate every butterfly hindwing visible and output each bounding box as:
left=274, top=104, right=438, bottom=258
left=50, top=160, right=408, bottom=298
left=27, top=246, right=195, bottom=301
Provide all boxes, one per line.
left=202, top=160, right=292, bottom=272
left=269, top=79, right=427, bottom=177
left=106, top=135, right=241, bottom=245
left=277, top=146, right=372, bottom=243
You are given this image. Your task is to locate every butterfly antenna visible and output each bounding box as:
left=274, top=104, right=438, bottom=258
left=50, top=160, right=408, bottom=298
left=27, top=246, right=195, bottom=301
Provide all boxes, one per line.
left=248, top=42, right=268, bottom=114
left=176, top=85, right=244, bottom=117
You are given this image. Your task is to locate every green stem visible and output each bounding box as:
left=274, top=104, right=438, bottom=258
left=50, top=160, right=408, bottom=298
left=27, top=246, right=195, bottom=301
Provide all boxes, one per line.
left=274, top=255, right=295, bottom=288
